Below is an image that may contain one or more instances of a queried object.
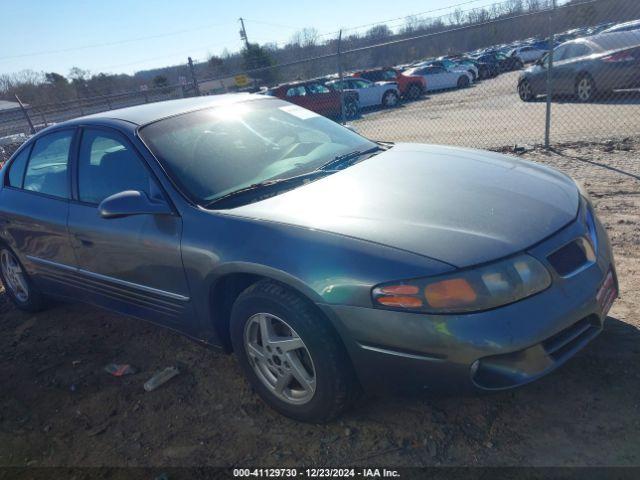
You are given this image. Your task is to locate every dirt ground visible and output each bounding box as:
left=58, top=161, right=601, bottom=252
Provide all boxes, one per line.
left=355, top=70, right=640, bottom=149
left=0, top=138, right=639, bottom=468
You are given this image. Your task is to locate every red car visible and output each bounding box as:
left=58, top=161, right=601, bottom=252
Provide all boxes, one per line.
left=353, top=67, right=426, bottom=99
left=268, top=80, right=359, bottom=119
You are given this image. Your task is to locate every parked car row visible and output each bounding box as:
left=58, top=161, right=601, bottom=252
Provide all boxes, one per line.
left=266, top=18, right=639, bottom=117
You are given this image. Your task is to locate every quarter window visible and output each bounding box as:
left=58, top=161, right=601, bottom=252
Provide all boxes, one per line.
left=78, top=129, right=154, bottom=204
left=6, top=146, right=30, bottom=188
left=23, top=130, right=73, bottom=198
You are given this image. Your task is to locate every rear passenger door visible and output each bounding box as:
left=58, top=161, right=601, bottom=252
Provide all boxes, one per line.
left=67, top=127, right=191, bottom=326
left=0, top=129, right=78, bottom=295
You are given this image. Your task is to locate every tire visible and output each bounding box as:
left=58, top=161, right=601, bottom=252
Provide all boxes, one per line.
left=518, top=79, right=534, bottom=102
left=344, top=100, right=359, bottom=119
left=515, top=59, right=524, bottom=70
left=0, top=246, right=48, bottom=312
left=575, top=74, right=596, bottom=102
left=382, top=90, right=400, bottom=108
left=457, top=75, right=470, bottom=88
left=230, top=280, right=359, bottom=423
left=406, top=84, right=422, bottom=100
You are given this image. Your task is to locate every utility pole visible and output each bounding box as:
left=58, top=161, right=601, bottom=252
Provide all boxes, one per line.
left=188, top=56, right=200, bottom=96
left=239, top=18, right=250, bottom=48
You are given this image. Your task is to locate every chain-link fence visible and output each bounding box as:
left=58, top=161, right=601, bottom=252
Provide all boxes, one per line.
left=1, top=0, right=639, bottom=163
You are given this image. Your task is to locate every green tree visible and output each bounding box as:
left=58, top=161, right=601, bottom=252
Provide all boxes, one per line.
left=152, top=75, right=169, bottom=88
left=242, top=43, right=276, bottom=84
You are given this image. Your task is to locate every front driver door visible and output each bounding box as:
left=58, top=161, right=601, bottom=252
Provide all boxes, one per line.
left=67, top=126, right=192, bottom=327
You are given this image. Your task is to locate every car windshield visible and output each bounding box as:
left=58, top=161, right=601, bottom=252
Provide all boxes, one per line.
left=139, top=98, right=377, bottom=204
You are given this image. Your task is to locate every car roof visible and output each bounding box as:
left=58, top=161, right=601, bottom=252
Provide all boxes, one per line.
left=565, top=31, right=640, bottom=53
left=58, top=93, right=263, bottom=127
left=602, top=19, right=640, bottom=33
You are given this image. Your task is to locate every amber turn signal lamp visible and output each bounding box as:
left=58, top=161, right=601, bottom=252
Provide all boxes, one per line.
left=424, top=278, right=477, bottom=309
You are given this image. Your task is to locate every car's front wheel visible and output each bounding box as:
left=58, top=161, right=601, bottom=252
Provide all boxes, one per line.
left=230, top=280, right=358, bottom=423
left=0, top=247, right=48, bottom=312
left=382, top=90, right=400, bottom=108
left=518, top=79, right=535, bottom=102
left=457, top=75, right=470, bottom=88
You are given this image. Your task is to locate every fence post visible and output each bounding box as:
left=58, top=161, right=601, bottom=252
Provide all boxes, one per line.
left=188, top=57, right=201, bottom=96
left=544, top=0, right=557, bottom=149
left=14, top=95, right=36, bottom=135
left=337, top=30, right=346, bottom=125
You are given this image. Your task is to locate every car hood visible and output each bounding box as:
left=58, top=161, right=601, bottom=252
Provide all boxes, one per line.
left=229, top=144, right=579, bottom=268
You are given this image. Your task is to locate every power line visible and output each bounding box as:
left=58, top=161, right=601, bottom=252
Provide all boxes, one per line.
left=0, top=21, right=231, bottom=61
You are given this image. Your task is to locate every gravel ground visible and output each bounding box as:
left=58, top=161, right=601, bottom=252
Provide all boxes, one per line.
left=0, top=137, right=638, bottom=469
left=354, top=71, right=640, bottom=149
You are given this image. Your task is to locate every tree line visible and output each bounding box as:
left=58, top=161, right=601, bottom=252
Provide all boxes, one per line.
left=1, top=0, right=638, bottom=106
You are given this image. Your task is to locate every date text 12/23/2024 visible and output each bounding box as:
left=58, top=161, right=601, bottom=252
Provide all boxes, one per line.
left=233, top=469, right=401, bottom=478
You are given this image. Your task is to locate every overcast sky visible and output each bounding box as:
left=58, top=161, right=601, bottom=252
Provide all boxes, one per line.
left=0, top=0, right=524, bottom=77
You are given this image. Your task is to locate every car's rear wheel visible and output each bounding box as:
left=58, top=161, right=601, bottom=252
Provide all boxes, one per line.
left=575, top=74, right=596, bottom=102
left=406, top=84, right=422, bottom=100
left=457, top=75, right=470, bottom=88
left=344, top=100, right=359, bottom=119
left=514, top=59, right=524, bottom=70
left=0, top=247, right=47, bottom=312
left=518, top=79, right=534, bottom=102
left=230, top=280, right=359, bottom=423
left=382, top=90, right=400, bottom=108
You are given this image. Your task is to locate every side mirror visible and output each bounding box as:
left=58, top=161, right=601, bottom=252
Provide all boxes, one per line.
left=98, top=190, right=172, bottom=219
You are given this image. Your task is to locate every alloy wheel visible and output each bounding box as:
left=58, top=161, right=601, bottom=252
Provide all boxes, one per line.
left=243, top=312, right=316, bottom=405
left=383, top=92, right=398, bottom=107
left=577, top=77, right=594, bottom=101
left=407, top=85, right=421, bottom=100
left=345, top=101, right=358, bottom=119
left=0, top=249, right=29, bottom=302
left=519, top=80, right=533, bottom=101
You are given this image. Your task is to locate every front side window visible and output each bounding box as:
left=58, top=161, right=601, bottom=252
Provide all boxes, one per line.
left=6, top=146, right=30, bottom=188
left=139, top=98, right=376, bottom=204
left=23, top=130, right=73, bottom=198
left=352, top=79, right=371, bottom=89
left=78, top=129, right=154, bottom=204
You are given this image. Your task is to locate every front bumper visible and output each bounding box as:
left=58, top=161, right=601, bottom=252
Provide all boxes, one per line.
left=321, top=214, right=616, bottom=393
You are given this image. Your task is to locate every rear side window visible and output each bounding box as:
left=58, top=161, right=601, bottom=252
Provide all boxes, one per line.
left=23, top=130, right=73, bottom=198
left=7, top=146, right=30, bottom=188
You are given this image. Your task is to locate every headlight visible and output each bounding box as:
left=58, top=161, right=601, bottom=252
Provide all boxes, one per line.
left=575, top=181, right=598, bottom=255
left=372, top=254, right=551, bottom=313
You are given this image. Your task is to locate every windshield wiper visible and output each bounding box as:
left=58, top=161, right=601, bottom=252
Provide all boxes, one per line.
left=205, top=170, right=331, bottom=209
left=318, top=145, right=384, bottom=171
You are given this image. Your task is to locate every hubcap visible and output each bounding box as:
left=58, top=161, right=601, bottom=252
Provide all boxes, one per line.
left=520, top=81, right=532, bottom=100
left=578, top=78, right=592, bottom=101
left=1, top=250, right=29, bottom=302
left=243, top=313, right=316, bottom=405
